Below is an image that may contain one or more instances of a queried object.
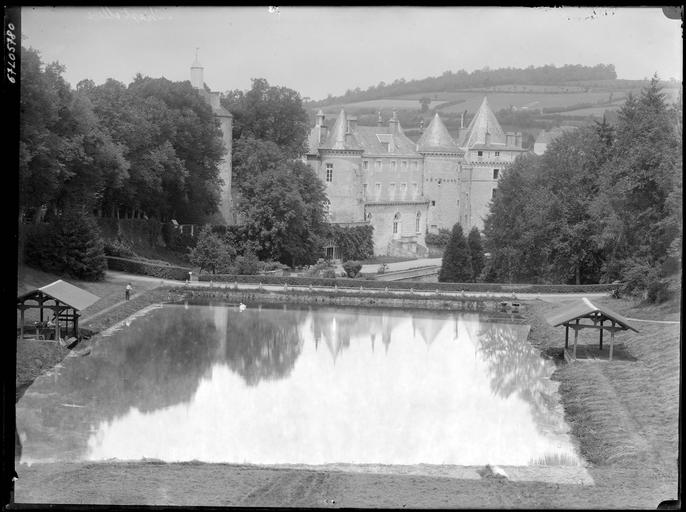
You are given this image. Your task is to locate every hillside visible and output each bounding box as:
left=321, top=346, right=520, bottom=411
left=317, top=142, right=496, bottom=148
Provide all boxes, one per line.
left=304, top=64, right=681, bottom=143
left=306, top=81, right=681, bottom=147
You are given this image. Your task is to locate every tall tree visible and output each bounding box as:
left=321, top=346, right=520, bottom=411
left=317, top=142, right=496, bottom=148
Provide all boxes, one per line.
left=439, top=223, right=473, bottom=283
left=221, top=78, right=309, bottom=157
left=232, top=137, right=327, bottom=266
left=467, top=226, right=485, bottom=282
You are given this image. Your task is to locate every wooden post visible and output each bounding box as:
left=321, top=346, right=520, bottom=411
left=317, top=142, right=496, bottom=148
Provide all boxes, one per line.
left=609, top=321, right=615, bottom=361
left=20, top=307, right=24, bottom=340
left=75, top=313, right=79, bottom=338
left=565, top=324, right=569, bottom=349
left=599, top=319, right=604, bottom=350
left=573, top=319, right=579, bottom=360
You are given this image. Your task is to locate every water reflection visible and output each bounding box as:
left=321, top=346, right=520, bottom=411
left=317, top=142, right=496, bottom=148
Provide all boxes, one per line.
left=17, top=304, right=581, bottom=466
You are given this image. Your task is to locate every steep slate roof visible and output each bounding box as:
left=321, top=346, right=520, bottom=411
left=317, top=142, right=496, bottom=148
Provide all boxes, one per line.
left=317, top=109, right=417, bottom=155
left=545, top=298, right=638, bottom=332
left=458, top=96, right=507, bottom=149
left=417, top=113, right=463, bottom=154
left=18, top=280, right=100, bottom=311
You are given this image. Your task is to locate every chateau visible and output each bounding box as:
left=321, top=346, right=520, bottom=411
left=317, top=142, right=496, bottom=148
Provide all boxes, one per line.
left=189, top=57, right=526, bottom=256
left=305, top=98, right=526, bottom=257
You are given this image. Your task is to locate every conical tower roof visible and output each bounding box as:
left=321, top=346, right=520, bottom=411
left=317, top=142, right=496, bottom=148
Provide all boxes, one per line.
left=459, top=97, right=506, bottom=149
left=322, top=109, right=361, bottom=150
left=417, top=113, right=461, bottom=153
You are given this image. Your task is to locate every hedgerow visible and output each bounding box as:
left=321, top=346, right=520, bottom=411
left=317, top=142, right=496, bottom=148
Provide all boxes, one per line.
left=105, top=256, right=191, bottom=280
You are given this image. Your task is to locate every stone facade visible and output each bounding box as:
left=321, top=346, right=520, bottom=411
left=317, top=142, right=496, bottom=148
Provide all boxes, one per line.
left=306, top=97, right=526, bottom=256
left=190, top=55, right=234, bottom=224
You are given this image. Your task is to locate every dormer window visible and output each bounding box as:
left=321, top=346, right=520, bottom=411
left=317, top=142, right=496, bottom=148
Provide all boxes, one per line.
left=477, top=150, right=483, bottom=157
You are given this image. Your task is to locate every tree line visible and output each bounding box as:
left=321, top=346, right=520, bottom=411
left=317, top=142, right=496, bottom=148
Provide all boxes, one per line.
left=480, top=78, right=681, bottom=299
left=310, top=64, right=617, bottom=107
left=20, top=46, right=225, bottom=225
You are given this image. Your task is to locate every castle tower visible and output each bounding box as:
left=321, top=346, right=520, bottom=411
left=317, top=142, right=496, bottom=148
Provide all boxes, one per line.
left=417, top=113, right=463, bottom=233
left=190, top=51, right=234, bottom=224
left=457, top=96, right=526, bottom=231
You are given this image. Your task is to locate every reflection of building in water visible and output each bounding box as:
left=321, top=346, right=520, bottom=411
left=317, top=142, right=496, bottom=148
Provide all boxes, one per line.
left=411, top=315, right=448, bottom=347
left=310, top=309, right=393, bottom=359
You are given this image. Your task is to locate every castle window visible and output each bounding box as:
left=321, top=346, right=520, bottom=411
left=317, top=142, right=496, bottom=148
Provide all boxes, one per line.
left=375, top=160, right=382, bottom=171
left=401, top=160, right=408, bottom=170
left=363, top=160, right=369, bottom=170
left=400, top=183, right=407, bottom=197
left=412, top=182, right=418, bottom=198
left=492, top=188, right=497, bottom=199
left=477, top=150, right=483, bottom=157
left=375, top=183, right=381, bottom=198
left=391, top=160, right=397, bottom=171
left=416, top=212, right=421, bottom=233
left=393, top=212, right=401, bottom=236
left=431, top=200, right=436, bottom=206
left=389, top=183, right=396, bottom=199
left=326, top=163, right=333, bottom=182
left=493, top=169, right=499, bottom=180
left=363, top=183, right=368, bottom=199
left=413, top=161, right=418, bottom=171
left=495, top=151, right=500, bottom=157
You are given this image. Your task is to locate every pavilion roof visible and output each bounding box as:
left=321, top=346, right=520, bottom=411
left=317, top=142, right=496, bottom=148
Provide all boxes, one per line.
left=17, top=280, right=100, bottom=312
left=545, top=298, right=638, bottom=333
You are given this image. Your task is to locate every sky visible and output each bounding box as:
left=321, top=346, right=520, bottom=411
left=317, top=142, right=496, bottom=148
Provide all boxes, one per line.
left=20, top=6, right=683, bottom=101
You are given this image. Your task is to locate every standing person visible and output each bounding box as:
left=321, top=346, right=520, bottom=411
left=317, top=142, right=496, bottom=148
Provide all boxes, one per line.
left=125, top=282, right=132, bottom=301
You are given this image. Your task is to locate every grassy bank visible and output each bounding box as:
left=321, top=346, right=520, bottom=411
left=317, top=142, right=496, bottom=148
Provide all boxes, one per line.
left=524, top=293, right=680, bottom=486
left=15, top=265, right=169, bottom=402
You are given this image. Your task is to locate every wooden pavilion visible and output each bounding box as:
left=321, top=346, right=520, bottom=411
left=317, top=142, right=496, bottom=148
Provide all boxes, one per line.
left=17, top=280, right=100, bottom=342
left=546, top=297, right=639, bottom=361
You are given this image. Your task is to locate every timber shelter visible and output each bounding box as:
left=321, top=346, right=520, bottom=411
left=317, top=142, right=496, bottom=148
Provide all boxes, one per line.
left=546, top=297, right=639, bottom=361
left=17, top=280, right=100, bottom=342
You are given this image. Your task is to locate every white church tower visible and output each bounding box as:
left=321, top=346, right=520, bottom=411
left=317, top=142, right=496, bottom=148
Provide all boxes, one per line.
left=190, top=49, right=234, bottom=224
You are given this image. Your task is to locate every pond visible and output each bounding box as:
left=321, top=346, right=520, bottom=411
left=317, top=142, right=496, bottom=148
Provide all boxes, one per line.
left=16, top=303, right=582, bottom=467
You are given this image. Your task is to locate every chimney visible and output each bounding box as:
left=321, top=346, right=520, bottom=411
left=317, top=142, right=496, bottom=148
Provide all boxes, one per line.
left=190, top=48, right=203, bottom=90
left=320, top=124, right=328, bottom=144
left=377, top=111, right=384, bottom=127
left=460, top=110, right=465, bottom=129
left=347, top=115, right=357, bottom=133
left=316, top=109, right=325, bottom=126
left=389, top=109, right=399, bottom=134
left=485, top=131, right=491, bottom=145
left=419, top=118, right=425, bottom=133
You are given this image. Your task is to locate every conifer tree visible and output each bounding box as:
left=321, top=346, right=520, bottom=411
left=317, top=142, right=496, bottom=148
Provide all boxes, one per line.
left=467, top=226, right=485, bottom=282
left=55, top=210, right=107, bottom=280
left=438, top=223, right=473, bottom=283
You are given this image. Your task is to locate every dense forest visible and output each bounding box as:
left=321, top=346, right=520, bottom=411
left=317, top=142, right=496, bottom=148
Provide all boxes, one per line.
left=481, top=78, right=682, bottom=297
left=309, top=64, right=617, bottom=107
left=19, top=47, right=225, bottom=225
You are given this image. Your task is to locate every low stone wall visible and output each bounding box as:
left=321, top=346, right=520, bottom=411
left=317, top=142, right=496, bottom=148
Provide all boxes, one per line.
left=171, top=286, right=526, bottom=314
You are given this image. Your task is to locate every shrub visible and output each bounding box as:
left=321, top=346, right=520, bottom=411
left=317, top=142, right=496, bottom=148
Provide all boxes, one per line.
left=425, top=228, right=451, bottom=247
left=342, top=260, right=362, bottom=278
left=103, top=239, right=136, bottom=258
left=189, top=225, right=236, bottom=274
left=326, top=225, right=374, bottom=261
left=231, top=251, right=261, bottom=275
